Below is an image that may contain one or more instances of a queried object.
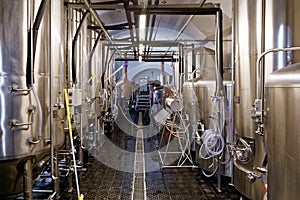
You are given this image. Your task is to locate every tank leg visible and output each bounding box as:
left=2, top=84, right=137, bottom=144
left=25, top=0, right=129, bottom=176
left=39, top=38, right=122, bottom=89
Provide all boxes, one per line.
left=54, top=149, right=60, bottom=198
left=23, top=159, right=33, bottom=200
left=66, top=135, right=73, bottom=194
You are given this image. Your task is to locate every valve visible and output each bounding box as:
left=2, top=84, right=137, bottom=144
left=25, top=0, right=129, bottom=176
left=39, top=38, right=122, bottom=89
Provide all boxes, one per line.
left=251, top=99, right=262, bottom=120
left=246, top=172, right=257, bottom=182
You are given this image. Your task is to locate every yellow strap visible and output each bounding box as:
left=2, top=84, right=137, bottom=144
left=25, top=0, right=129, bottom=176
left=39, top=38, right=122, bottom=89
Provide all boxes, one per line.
left=64, top=89, right=72, bottom=138
left=78, top=194, right=84, bottom=200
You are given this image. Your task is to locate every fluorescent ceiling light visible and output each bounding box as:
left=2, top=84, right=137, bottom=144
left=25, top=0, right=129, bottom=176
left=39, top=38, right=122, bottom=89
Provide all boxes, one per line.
left=139, top=14, right=146, bottom=29
left=139, top=14, right=146, bottom=41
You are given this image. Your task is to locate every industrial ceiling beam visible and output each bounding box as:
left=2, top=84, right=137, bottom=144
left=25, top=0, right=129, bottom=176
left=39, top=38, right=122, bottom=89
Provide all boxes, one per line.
left=65, top=2, right=124, bottom=10
left=125, top=6, right=221, bottom=15
left=66, top=3, right=218, bottom=10
left=88, top=23, right=129, bottom=30
left=124, top=5, right=223, bottom=76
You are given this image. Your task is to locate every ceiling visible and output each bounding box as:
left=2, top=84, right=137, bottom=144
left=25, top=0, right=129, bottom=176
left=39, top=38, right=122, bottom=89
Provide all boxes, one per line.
left=86, top=0, right=232, bottom=60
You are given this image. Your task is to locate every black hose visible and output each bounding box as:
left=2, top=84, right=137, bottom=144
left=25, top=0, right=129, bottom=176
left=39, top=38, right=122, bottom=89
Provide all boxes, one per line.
left=88, top=30, right=102, bottom=85
left=71, top=10, right=90, bottom=85
left=26, top=31, right=32, bottom=87
left=26, top=0, right=49, bottom=86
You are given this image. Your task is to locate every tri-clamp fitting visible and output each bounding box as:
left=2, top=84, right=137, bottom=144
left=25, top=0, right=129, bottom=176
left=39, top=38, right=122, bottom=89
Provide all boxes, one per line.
left=251, top=99, right=264, bottom=136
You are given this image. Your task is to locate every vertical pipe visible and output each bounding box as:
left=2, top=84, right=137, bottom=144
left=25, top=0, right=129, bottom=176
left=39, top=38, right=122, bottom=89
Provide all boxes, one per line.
left=23, top=159, right=33, bottom=200
left=192, top=44, right=196, bottom=78
left=217, top=10, right=223, bottom=78
left=161, top=61, right=164, bottom=85
left=184, top=45, right=189, bottom=80
left=54, top=149, right=60, bottom=197
left=49, top=0, right=59, bottom=197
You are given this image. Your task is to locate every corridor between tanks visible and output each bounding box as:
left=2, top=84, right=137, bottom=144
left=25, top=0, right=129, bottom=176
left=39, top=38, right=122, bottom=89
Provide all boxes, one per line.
left=71, top=119, right=241, bottom=200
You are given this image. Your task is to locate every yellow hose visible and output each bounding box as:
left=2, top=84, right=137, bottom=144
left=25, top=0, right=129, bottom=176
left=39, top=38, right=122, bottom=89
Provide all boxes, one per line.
left=64, top=89, right=73, bottom=138
left=78, top=194, right=84, bottom=200
left=64, top=89, right=84, bottom=200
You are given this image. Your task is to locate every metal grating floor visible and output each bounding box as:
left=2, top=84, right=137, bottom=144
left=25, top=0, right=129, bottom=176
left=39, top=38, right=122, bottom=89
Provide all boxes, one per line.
left=73, top=123, right=242, bottom=200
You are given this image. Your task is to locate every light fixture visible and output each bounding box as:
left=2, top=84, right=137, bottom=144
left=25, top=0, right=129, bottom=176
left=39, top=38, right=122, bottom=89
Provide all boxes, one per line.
left=139, top=14, right=146, bottom=29
left=138, top=14, right=146, bottom=62
left=139, top=14, right=146, bottom=41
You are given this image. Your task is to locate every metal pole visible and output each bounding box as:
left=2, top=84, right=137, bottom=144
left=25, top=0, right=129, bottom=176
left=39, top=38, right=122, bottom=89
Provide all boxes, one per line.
left=23, top=159, right=33, bottom=200
left=49, top=0, right=60, bottom=198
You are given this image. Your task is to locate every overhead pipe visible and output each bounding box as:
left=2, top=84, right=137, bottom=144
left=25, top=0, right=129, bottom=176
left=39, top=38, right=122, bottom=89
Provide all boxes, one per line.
left=143, top=0, right=152, bottom=56
left=146, top=0, right=159, bottom=58
left=148, top=0, right=166, bottom=56
left=88, top=23, right=129, bottom=31
left=132, top=0, right=139, bottom=42
left=82, top=0, right=121, bottom=55
left=126, top=6, right=223, bottom=15
left=65, top=1, right=124, bottom=9
left=164, top=0, right=206, bottom=55
left=124, top=0, right=137, bottom=57
left=71, top=10, right=90, bottom=85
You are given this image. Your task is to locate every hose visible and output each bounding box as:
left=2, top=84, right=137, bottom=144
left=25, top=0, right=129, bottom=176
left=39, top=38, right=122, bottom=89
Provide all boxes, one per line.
left=198, top=97, right=226, bottom=177
left=199, top=129, right=224, bottom=160
left=64, top=89, right=83, bottom=200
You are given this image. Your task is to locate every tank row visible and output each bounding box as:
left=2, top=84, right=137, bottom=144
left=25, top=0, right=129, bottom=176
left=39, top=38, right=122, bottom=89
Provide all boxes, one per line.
left=0, top=0, right=299, bottom=200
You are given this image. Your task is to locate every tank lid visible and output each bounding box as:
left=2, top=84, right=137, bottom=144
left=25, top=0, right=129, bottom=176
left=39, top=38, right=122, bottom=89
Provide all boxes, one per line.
left=266, top=62, right=300, bottom=87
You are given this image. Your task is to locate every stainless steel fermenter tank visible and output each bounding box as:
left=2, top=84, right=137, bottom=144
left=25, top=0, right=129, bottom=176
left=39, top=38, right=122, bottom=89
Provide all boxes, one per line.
left=0, top=0, right=65, bottom=197
left=265, top=63, right=300, bottom=200
left=233, top=0, right=266, bottom=198
left=183, top=80, right=233, bottom=177
left=234, top=0, right=300, bottom=199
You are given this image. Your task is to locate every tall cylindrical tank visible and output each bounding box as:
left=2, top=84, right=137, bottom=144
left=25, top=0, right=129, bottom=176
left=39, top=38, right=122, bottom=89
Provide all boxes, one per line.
left=233, top=0, right=266, bottom=198
left=0, top=0, right=65, bottom=197
left=183, top=80, right=233, bottom=177
left=265, top=62, right=300, bottom=200
left=233, top=0, right=300, bottom=198
left=264, top=0, right=300, bottom=71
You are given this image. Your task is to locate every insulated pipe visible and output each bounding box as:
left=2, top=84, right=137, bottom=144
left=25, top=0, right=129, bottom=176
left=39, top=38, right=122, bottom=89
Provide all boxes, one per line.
left=72, top=10, right=90, bottom=85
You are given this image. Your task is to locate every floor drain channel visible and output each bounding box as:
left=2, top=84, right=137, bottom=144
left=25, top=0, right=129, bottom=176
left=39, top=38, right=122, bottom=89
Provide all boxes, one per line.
left=131, top=115, right=146, bottom=200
